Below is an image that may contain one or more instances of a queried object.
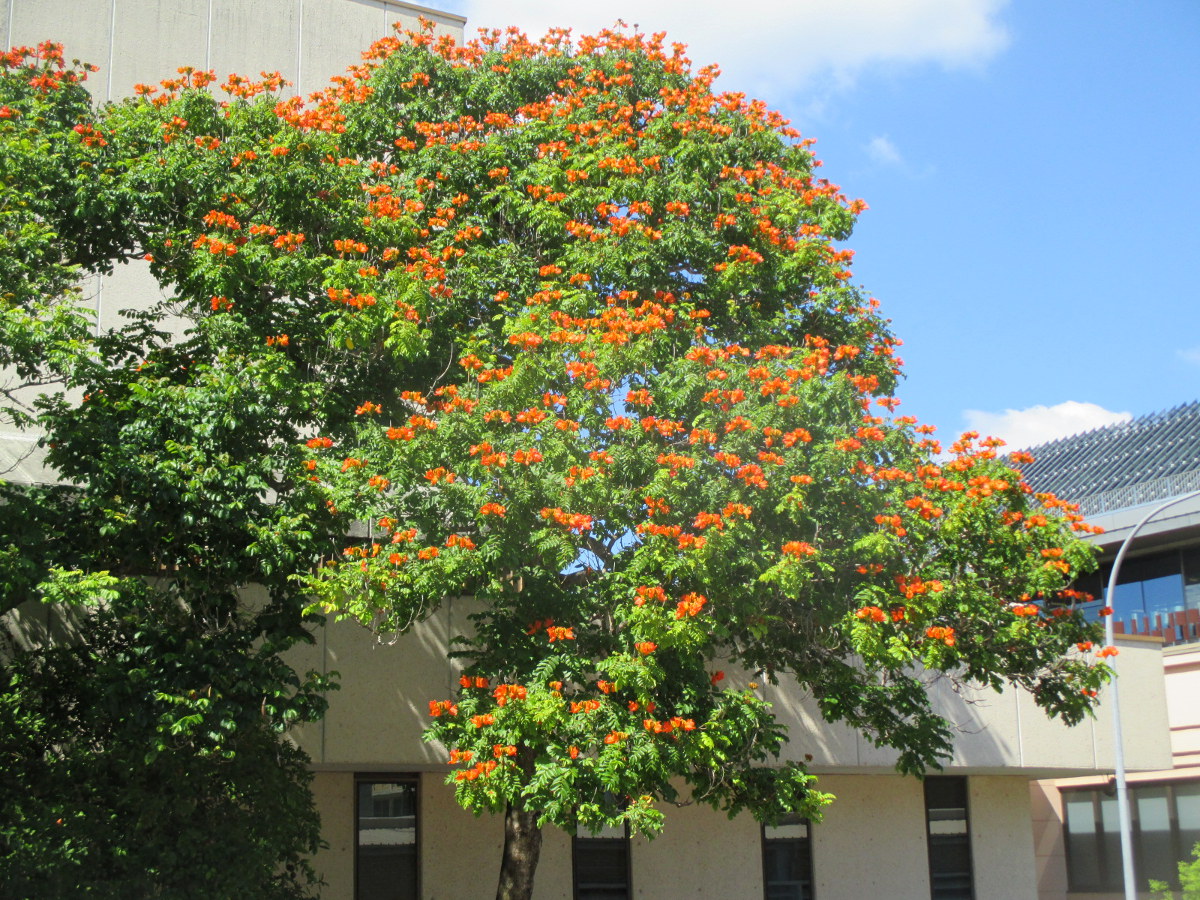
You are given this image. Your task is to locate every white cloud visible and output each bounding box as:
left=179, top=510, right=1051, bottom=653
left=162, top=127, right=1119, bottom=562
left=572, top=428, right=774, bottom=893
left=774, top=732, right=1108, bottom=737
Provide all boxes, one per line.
left=867, top=135, right=903, bottom=167
left=454, top=0, right=1011, bottom=97
left=962, top=401, right=1132, bottom=451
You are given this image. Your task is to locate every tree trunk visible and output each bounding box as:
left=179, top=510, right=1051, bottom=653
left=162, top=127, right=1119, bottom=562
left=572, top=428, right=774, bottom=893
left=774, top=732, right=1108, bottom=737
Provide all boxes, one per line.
left=495, top=801, right=543, bottom=900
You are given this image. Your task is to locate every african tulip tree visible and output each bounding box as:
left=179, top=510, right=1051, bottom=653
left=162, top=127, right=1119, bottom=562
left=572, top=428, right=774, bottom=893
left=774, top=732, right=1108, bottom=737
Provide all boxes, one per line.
left=282, top=24, right=1108, bottom=900
left=1, top=23, right=1108, bottom=900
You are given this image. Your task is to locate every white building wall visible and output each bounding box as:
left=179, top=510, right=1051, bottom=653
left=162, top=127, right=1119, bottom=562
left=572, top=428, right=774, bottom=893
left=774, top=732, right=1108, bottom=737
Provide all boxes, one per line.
left=4, top=0, right=464, bottom=105
left=810, top=774, right=931, bottom=900
left=289, top=608, right=1172, bottom=777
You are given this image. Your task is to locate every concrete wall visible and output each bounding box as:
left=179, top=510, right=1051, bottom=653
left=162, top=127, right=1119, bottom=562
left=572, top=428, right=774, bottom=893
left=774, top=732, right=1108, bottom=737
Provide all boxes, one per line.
left=288, top=609, right=1172, bottom=777
left=309, top=770, right=1041, bottom=900
left=3, top=0, right=465, bottom=103
left=1166, top=644, right=1200, bottom=770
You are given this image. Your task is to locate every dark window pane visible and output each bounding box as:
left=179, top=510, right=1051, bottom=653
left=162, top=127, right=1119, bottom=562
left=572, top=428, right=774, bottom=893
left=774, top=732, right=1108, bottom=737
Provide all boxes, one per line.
left=1064, top=792, right=1105, bottom=892
left=763, top=815, right=813, bottom=900
left=926, top=778, right=972, bottom=900
left=763, top=840, right=812, bottom=900
left=1137, top=786, right=1176, bottom=885
left=574, top=835, right=629, bottom=900
left=357, top=780, right=417, bottom=900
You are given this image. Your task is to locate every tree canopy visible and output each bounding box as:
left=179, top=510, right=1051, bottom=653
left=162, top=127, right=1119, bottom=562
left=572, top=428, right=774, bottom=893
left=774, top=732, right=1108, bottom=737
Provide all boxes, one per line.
left=0, top=24, right=1109, bottom=900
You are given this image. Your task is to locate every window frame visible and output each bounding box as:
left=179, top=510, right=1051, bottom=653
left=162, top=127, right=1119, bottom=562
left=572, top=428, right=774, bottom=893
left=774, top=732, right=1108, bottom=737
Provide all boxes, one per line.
left=354, top=773, right=421, bottom=900
left=924, top=775, right=975, bottom=900
left=761, top=814, right=815, bottom=900
left=1063, top=780, right=1200, bottom=893
left=572, top=821, right=632, bottom=900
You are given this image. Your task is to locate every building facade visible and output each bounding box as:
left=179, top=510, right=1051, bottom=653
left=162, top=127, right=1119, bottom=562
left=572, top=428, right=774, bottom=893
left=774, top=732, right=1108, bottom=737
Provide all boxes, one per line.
left=287, top=599, right=1168, bottom=900
left=1024, top=402, right=1200, bottom=900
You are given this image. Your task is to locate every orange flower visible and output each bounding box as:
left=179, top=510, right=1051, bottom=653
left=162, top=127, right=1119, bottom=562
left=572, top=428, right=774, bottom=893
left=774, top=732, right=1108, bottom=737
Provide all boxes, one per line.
left=924, top=626, right=956, bottom=647
left=635, top=641, right=657, bottom=655
left=782, top=541, right=817, bottom=558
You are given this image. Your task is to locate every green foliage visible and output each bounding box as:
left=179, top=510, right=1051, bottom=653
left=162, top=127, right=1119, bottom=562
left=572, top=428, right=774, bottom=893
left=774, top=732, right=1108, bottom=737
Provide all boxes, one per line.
left=0, top=43, right=337, bottom=896
left=0, top=584, right=330, bottom=898
left=1151, top=842, right=1200, bottom=900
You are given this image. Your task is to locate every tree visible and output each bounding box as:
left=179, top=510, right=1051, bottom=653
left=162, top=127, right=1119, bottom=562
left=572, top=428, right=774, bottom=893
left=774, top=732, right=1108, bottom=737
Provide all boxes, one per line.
left=286, top=24, right=1110, bottom=900
left=0, top=24, right=1109, bottom=900
left=0, top=44, right=334, bottom=896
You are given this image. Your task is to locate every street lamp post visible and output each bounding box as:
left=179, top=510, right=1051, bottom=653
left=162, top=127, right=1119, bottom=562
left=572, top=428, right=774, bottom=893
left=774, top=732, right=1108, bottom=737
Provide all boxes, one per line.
left=1106, top=487, right=1200, bottom=900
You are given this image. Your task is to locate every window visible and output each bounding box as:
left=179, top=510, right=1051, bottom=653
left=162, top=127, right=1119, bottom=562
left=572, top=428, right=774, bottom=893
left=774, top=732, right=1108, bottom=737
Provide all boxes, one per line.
left=573, top=822, right=630, bottom=900
left=356, top=777, right=418, bottom=900
left=925, top=777, right=973, bottom=900
left=762, top=814, right=814, bottom=900
left=1071, top=545, right=1200, bottom=646
left=1064, top=781, right=1200, bottom=893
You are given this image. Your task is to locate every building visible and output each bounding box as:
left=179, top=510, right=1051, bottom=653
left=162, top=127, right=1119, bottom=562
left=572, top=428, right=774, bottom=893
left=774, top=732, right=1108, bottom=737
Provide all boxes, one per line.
left=1023, top=402, right=1200, bottom=900
left=283, top=599, right=1167, bottom=900
left=0, top=3, right=1178, bottom=897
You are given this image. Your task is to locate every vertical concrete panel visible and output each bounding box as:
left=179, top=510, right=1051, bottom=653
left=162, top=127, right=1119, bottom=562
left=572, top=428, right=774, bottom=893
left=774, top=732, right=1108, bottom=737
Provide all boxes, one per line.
left=1030, top=780, right=1069, bottom=900
left=811, top=775, right=931, bottom=900
left=11, top=0, right=114, bottom=100
left=97, top=258, right=180, bottom=336
left=284, top=618, right=329, bottom=764
left=2, top=0, right=12, bottom=49
left=420, top=774, right=505, bottom=900
left=108, top=0, right=208, bottom=99
left=311, top=771, right=356, bottom=900
left=933, top=676, right=1019, bottom=769
left=296, top=0, right=386, bottom=96
left=969, top=776, right=1039, bottom=899
left=209, top=0, right=299, bottom=87
left=1017, top=685, right=1099, bottom=771
left=531, top=826, right=573, bottom=900
left=761, top=680, right=861, bottom=767
left=1089, top=639, right=1171, bottom=772
left=319, top=604, right=459, bottom=766
left=632, top=802, right=762, bottom=898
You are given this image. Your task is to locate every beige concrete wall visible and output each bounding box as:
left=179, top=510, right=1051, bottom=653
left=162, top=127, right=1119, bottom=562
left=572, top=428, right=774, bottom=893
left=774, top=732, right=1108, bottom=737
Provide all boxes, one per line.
left=308, top=771, right=1041, bottom=900
left=293, top=610, right=1171, bottom=777
left=971, top=775, right=1039, bottom=898
left=631, top=799, right=763, bottom=899
left=811, top=774, right=930, bottom=900
left=312, top=771, right=356, bottom=898
left=1031, top=779, right=1069, bottom=900
left=6, top=0, right=465, bottom=104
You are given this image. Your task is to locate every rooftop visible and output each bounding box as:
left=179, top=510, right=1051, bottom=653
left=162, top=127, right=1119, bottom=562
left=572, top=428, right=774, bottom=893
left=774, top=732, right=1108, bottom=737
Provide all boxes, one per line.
left=1019, top=401, right=1200, bottom=516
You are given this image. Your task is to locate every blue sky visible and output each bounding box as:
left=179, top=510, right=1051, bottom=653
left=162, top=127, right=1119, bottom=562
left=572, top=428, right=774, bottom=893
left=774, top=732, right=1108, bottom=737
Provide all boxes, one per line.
left=440, top=0, right=1199, bottom=449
